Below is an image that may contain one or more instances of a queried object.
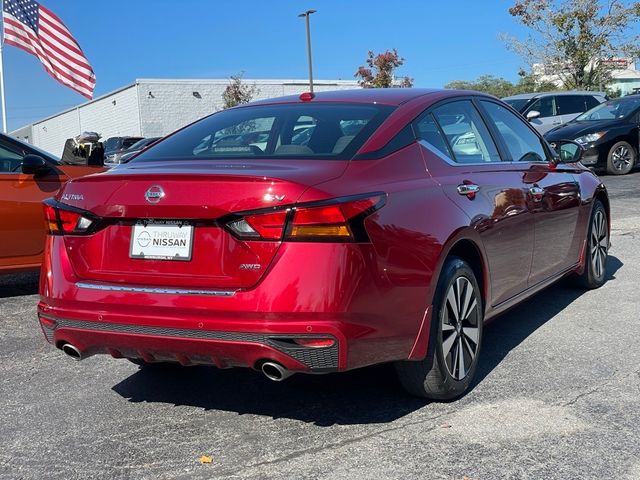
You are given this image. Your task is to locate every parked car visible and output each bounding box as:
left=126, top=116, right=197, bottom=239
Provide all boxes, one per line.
left=38, top=89, right=609, bottom=399
left=0, top=133, right=104, bottom=274
left=545, top=95, right=640, bottom=175
left=104, top=137, right=161, bottom=167
left=503, top=91, right=607, bottom=134
left=103, top=136, right=144, bottom=164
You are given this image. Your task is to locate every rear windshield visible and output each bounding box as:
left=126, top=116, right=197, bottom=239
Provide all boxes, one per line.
left=132, top=103, right=395, bottom=162
left=503, top=98, right=530, bottom=112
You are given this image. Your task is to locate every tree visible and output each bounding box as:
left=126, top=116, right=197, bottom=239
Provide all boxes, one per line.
left=444, top=71, right=558, bottom=98
left=502, top=0, right=640, bottom=90
left=354, top=49, right=414, bottom=88
left=222, top=73, right=258, bottom=109
left=445, top=75, right=520, bottom=98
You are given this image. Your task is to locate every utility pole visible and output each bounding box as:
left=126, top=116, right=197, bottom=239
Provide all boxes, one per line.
left=298, top=10, right=316, bottom=93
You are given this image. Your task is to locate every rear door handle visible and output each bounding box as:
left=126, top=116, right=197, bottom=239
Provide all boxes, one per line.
left=457, top=183, right=480, bottom=199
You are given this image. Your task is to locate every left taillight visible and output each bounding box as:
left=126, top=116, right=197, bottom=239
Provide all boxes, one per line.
left=43, top=199, right=96, bottom=235
left=224, top=193, right=386, bottom=243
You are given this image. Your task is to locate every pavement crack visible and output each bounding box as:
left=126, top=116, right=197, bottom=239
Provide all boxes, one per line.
left=222, top=410, right=451, bottom=477
left=562, top=386, right=601, bottom=406
left=560, top=368, right=640, bottom=407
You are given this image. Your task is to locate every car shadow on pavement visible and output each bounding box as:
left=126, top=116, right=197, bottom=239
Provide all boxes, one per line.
left=0, top=272, right=39, bottom=298
left=473, top=254, right=623, bottom=387
left=113, top=362, right=426, bottom=426
left=111, top=255, right=623, bottom=426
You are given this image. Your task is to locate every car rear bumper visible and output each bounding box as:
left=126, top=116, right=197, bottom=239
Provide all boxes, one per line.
left=38, top=310, right=341, bottom=371
left=38, top=236, right=431, bottom=373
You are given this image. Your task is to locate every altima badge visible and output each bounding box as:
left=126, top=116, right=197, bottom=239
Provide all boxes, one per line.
left=145, top=185, right=165, bottom=204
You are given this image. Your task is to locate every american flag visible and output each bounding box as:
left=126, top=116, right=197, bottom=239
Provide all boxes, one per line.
left=2, top=0, right=95, bottom=98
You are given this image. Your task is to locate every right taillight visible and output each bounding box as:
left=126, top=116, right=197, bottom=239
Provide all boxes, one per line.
left=224, top=193, right=386, bottom=242
left=43, top=198, right=97, bottom=235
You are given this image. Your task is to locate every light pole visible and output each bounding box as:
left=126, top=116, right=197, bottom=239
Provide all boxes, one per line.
left=298, top=9, right=316, bottom=93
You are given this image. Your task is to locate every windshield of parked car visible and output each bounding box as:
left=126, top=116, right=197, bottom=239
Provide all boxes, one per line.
left=103, top=138, right=121, bottom=152
left=122, top=138, right=142, bottom=149
left=576, top=97, right=640, bottom=121
left=503, top=98, right=530, bottom=112
left=126, top=138, right=158, bottom=151
left=131, top=103, right=394, bottom=162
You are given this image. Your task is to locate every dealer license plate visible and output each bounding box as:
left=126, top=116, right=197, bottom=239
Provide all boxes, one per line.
left=129, top=221, right=193, bottom=261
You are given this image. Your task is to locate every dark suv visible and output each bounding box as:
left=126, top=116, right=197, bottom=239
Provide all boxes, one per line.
left=503, top=91, right=607, bottom=134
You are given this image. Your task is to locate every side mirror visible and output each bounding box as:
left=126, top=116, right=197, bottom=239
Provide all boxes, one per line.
left=549, top=140, right=584, bottom=163
left=526, top=110, right=541, bottom=121
left=20, top=154, right=48, bottom=175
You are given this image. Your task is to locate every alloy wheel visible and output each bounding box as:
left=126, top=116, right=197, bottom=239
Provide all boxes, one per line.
left=441, top=277, right=480, bottom=381
left=591, top=209, right=608, bottom=279
left=612, top=146, right=632, bottom=171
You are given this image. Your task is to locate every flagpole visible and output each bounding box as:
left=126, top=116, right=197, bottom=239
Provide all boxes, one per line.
left=0, top=0, right=7, bottom=134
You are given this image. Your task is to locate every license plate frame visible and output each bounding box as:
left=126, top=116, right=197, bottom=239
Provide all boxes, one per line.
left=129, top=220, right=194, bottom=261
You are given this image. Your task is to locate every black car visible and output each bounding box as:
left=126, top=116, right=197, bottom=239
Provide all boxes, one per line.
left=104, top=137, right=161, bottom=167
left=103, top=136, right=144, bottom=164
left=545, top=95, right=640, bottom=175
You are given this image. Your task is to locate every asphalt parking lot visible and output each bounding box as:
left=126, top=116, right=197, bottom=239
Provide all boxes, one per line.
left=1, top=172, right=639, bottom=480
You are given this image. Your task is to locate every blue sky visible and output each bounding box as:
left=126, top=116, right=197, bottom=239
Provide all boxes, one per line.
left=4, top=0, right=531, bottom=131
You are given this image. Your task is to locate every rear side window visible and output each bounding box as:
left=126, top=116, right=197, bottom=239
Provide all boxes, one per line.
left=527, top=96, right=554, bottom=118
left=481, top=101, right=548, bottom=163
left=430, top=100, right=501, bottom=163
left=414, top=114, right=453, bottom=158
left=133, top=104, right=394, bottom=162
left=585, top=95, right=602, bottom=110
left=556, top=95, right=587, bottom=115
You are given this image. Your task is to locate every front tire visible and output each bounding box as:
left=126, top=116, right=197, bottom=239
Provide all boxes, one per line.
left=576, top=200, right=609, bottom=289
left=395, top=257, right=483, bottom=400
left=606, top=141, right=635, bottom=175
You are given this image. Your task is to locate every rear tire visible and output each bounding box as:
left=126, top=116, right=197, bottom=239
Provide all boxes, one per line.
left=395, top=257, right=483, bottom=400
left=606, top=141, right=635, bottom=175
left=576, top=200, right=609, bottom=289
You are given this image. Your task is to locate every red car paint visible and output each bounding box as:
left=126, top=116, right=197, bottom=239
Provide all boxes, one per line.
left=37, top=89, right=608, bottom=378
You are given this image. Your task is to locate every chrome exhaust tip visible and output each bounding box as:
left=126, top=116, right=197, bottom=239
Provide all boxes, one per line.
left=261, top=362, right=293, bottom=382
left=61, top=343, right=83, bottom=361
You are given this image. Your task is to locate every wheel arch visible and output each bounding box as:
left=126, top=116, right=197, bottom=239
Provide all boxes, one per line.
left=407, top=231, right=489, bottom=362
left=445, top=237, right=488, bottom=312
left=594, top=188, right=610, bottom=226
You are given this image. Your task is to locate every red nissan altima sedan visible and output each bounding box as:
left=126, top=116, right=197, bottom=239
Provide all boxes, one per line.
left=37, top=89, right=609, bottom=399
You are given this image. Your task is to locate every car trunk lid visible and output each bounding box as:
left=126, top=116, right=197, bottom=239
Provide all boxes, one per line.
left=56, top=159, right=347, bottom=289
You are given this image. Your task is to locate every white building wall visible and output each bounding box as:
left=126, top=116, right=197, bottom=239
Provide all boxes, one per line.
left=78, top=86, right=141, bottom=143
left=30, top=85, right=141, bottom=157
left=31, top=109, right=80, bottom=157
left=136, top=80, right=226, bottom=138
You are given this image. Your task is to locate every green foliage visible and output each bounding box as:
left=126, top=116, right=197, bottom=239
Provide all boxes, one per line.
left=503, top=0, right=640, bottom=90
left=222, top=73, right=259, bottom=110
left=444, top=72, right=559, bottom=98
left=354, top=49, right=414, bottom=88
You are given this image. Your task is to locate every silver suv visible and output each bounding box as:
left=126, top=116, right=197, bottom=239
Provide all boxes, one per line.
left=502, top=91, right=607, bottom=134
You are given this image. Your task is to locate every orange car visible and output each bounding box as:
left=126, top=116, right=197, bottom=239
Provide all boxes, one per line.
left=0, top=134, right=104, bottom=273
